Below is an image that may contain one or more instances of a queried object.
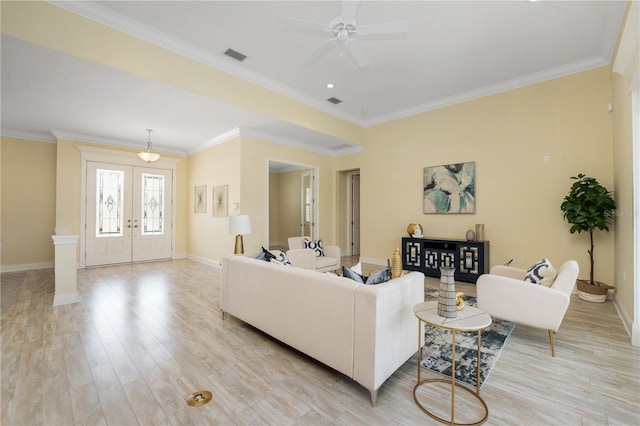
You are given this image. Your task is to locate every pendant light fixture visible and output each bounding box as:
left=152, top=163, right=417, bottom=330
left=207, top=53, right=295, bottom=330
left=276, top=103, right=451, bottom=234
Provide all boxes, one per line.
left=138, top=128, right=160, bottom=162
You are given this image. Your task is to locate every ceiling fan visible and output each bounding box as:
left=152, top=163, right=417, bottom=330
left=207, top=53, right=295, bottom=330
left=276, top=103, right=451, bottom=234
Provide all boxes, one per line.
left=282, top=0, right=409, bottom=69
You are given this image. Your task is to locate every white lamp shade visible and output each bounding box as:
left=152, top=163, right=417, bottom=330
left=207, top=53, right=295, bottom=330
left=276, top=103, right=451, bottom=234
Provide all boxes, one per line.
left=229, top=215, right=251, bottom=235
left=138, top=151, right=160, bottom=162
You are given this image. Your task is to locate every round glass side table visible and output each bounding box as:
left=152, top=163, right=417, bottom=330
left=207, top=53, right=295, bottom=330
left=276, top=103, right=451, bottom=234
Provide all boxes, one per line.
left=413, top=301, right=492, bottom=426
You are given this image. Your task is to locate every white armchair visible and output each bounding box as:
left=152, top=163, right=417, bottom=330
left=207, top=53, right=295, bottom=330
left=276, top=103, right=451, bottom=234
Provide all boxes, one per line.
left=286, top=236, right=341, bottom=273
left=476, top=260, right=579, bottom=357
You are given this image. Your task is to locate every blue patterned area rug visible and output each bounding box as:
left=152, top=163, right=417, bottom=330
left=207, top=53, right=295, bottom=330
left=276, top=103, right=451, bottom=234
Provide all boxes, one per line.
left=408, top=289, right=515, bottom=388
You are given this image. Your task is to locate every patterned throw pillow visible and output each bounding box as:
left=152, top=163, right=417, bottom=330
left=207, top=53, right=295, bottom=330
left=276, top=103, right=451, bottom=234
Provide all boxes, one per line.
left=256, top=246, right=277, bottom=262
left=270, top=251, right=292, bottom=267
left=341, top=265, right=392, bottom=285
left=524, top=258, right=557, bottom=286
left=342, top=265, right=365, bottom=283
left=365, top=267, right=392, bottom=285
left=303, top=238, right=324, bottom=257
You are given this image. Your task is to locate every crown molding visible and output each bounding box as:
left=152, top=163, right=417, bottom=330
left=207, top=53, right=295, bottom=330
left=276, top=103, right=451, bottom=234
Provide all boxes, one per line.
left=1, top=128, right=56, bottom=143
left=239, top=127, right=361, bottom=157
left=186, top=128, right=241, bottom=155
left=48, top=1, right=365, bottom=127
left=363, top=56, right=609, bottom=127
left=50, top=129, right=186, bottom=156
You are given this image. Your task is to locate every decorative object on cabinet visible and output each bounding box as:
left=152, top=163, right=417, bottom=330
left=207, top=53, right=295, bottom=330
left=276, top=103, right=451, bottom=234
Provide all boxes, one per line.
left=194, top=185, right=206, bottom=213
left=423, top=162, right=475, bottom=214
left=391, top=247, right=402, bottom=278
left=401, top=237, right=489, bottom=283
left=475, top=223, right=485, bottom=241
left=213, top=185, right=228, bottom=217
left=407, top=223, right=423, bottom=237
left=465, top=229, right=475, bottom=241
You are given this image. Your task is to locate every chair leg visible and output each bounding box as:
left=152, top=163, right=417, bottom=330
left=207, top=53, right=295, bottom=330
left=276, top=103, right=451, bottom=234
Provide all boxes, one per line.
left=548, top=330, right=555, bottom=357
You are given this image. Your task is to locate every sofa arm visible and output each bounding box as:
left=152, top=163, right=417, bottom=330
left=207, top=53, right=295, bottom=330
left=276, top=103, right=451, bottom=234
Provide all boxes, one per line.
left=285, top=249, right=316, bottom=270
left=323, top=245, right=341, bottom=261
left=353, top=271, right=425, bottom=395
left=489, top=265, right=527, bottom=280
left=476, top=274, right=570, bottom=331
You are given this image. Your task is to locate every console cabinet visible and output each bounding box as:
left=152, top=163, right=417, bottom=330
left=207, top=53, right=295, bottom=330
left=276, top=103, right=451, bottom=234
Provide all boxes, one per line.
left=401, top=237, right=489, bottom=283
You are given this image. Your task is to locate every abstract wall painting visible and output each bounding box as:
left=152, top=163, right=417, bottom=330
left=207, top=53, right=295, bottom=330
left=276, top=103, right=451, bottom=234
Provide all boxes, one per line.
left=213, top=185, right=228, bottom=217
left=423, top=162, right=476, bottom=214
left=194, top=185, right=207, bottom=214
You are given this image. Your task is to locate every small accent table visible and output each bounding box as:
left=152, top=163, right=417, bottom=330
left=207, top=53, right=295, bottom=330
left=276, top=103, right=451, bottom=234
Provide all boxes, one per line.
left=413, top=301, right=492, bottom=425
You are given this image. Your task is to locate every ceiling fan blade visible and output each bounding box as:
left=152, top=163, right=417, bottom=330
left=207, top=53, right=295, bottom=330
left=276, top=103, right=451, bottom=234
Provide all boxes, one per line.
left=341, top=0, right=361, bottom=22
left=303, top=39, right=337, bottom=66
left=357, top=21, right=409, bottom=36
left=282, top=17, right=330, bottom=36
left=346, top=41, right=370, bottom=69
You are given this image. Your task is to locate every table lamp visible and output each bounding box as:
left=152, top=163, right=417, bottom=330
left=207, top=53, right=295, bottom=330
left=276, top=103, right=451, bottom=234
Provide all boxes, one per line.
left=228, top=215, right=251, bottom=254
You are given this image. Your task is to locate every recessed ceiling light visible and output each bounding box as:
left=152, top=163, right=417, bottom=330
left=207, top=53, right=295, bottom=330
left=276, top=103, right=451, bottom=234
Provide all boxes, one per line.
left=326, top=83, right=335, bottom=89
left=361, top=109, right=369, bottom=115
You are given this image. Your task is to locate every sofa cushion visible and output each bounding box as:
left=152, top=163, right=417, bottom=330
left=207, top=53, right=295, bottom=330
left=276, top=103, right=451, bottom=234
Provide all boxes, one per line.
left=270, top=251, right=292, bottom=267
left=524, top=258, right=557, bottom=286
left=304, top=238, right=325, bottom=257
left=256, top=246, right=277, bottom=262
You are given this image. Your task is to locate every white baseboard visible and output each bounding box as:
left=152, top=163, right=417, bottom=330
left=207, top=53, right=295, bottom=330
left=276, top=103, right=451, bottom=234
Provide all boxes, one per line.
left=53, top=292, right=81, bottom=306
left=0, top=261, right=54, bottom=273
left=612, top=291, right=637, bottom=345
left=173, top=252, right=187, bottom=259
left=187, top=254, right=221, bottom=269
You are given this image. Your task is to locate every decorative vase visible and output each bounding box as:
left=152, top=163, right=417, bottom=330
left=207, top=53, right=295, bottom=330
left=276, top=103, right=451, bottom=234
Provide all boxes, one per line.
left=475, top=224, right=485, bottom=241
left=407, top=223, right=423, bottom=238
left=465, top=229, right=476, bottom=241
left=391, top=247, right=402, bottom=278
left=438, top=267, right=457, bottom=318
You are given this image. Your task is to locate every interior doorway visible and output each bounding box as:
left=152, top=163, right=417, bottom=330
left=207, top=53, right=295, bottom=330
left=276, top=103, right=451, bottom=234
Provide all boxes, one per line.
left=267, top=160, right=318, bottom=250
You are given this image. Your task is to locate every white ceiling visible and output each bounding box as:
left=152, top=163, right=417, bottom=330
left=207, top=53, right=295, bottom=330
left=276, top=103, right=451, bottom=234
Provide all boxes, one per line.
left=0, top=0, right=628, bottom=157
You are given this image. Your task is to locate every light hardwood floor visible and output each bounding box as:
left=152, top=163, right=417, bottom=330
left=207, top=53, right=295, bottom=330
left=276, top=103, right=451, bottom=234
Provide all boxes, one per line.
left=1, top=259, right=639, bottom=425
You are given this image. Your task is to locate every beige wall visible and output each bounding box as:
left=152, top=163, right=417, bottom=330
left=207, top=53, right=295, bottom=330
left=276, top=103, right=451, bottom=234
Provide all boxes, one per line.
left=239, top=136, right=337, bottom=257
left=186, top=138, right=241, bottom=262
left=611, top=70, right=635, bottom=320
left=0, top=137, right=57, bottom=268
left=358, top=67, right=616, bottom=286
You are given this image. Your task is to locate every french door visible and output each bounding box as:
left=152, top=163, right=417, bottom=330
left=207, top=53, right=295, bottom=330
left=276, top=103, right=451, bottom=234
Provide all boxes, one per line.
left=85, top=161, right=173, bottom=266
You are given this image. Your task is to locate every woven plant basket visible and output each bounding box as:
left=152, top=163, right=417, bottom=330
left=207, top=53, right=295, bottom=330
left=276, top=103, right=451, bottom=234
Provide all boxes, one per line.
left=576, top=280, right=611, bottom=295
left=577, top=280, right=612, bottom=303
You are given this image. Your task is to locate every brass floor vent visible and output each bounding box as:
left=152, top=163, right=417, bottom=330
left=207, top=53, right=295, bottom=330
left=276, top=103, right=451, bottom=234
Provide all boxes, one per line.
left=186, top=390, right=212, bottom=407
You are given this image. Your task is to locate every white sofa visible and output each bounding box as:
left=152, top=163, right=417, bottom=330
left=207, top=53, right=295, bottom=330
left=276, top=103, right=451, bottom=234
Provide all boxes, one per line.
left=220, top=255, right=425, bottom=405
left=476, top=260, right=579, bottom=356
left=286, top=236, right=341, bottom=273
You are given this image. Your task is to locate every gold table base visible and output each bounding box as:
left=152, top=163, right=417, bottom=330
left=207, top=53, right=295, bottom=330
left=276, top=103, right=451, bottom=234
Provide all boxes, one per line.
left=415, top=323, right=489, bottom=425
left=413, top=378, right=488, bottom=426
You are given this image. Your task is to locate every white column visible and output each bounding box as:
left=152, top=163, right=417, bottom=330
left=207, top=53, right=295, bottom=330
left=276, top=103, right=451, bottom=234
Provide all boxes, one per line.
left=51, top=229, right=81, bottom=306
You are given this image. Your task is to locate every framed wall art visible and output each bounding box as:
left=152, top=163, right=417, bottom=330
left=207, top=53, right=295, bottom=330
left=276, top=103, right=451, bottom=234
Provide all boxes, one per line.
left=423, top=162, right=475, bottom=214
left=212, top=184, right=228, bottom=217
left=194, top=185, right=207, bottom=213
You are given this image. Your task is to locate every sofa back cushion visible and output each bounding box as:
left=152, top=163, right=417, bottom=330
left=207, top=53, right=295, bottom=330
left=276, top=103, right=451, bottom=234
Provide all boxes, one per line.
left=221, top=255, right=358, bottom=377
left=549, top=260, right=580, bottom=296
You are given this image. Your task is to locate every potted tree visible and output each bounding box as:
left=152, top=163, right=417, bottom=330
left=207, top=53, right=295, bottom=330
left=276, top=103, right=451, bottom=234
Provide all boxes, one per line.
left=560, top=174, right=616, bottom=302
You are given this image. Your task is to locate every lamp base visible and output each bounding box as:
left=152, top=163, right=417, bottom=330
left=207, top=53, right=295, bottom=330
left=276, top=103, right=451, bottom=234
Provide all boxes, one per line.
left=234, top=235, right=244, bottom=254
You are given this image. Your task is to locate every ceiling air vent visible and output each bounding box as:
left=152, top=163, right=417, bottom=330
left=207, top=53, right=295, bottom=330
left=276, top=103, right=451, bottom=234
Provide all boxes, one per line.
left=224, top=48, right=247, bottom=62
left=327, top=97, right=342, bottom=104
left=330, top=143, right=352, bottom=151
